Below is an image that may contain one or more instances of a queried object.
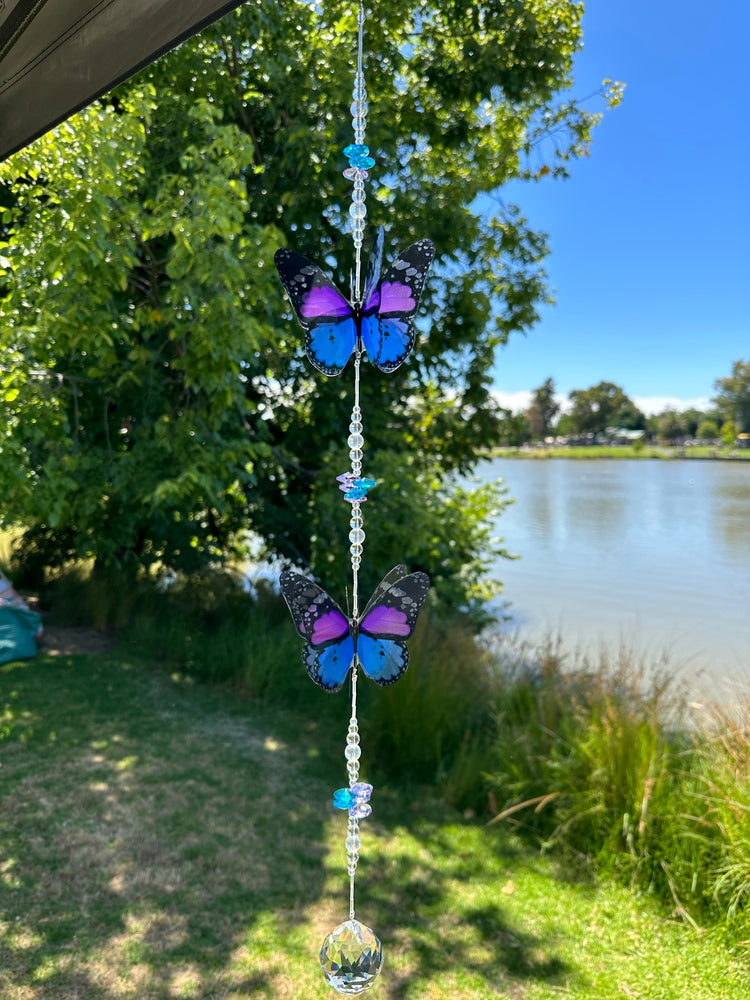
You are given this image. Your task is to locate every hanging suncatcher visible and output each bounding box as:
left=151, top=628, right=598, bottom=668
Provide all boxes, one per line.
left=274, top=2, right=435, bottom=993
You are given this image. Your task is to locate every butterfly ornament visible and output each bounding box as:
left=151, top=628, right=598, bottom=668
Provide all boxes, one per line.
left=280, top=564, right=431, bottom=693
left=274, top=225, right=435, bottom=377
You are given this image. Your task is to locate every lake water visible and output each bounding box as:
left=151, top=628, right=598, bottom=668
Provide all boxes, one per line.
left=481, top=458, right=750, bottom=697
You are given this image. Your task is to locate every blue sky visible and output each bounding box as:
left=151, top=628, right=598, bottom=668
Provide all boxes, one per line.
left=491, top=0, right=750, bottom=416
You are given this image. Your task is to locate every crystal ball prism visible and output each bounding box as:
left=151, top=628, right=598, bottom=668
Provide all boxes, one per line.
left=320, top=918, right=383, bottom=994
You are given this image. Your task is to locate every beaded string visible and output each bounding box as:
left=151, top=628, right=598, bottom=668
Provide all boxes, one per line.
left=340, top=0, right=372, bottom=925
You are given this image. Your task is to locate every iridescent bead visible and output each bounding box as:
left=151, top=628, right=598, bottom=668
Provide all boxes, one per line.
left=343, top=167, right=368, bottom=180
left=320, top=920, right=383, bottom=995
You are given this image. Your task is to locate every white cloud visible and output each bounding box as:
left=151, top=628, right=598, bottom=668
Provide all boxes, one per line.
left=491, top=389, right=532, bottom=412
left=491, top=389, right=569, bottom=414
left=492, top=390, right=713, bottom=417
left=632, top=395, right=712, bottom=416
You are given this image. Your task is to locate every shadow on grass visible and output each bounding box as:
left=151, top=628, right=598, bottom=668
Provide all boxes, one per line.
left=0, top=653, right=331, bottom=998
left=354, top=812, right=572, bottom=999
left=1, top=653, right=577, bottom=999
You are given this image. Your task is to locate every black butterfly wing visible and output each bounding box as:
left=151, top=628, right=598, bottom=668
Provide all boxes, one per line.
left=360, top=238, right=435, bottom=372
left=279, top=570, right=355, bottom=692
left=274, top=248, right=357, bottom=376
left=355, top=566, right=432, bottom=685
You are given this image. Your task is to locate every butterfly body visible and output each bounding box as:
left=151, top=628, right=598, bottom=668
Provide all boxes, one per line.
left=274, top=227, right=435, bottom=376
left=280, top=565, right=431, bottom=692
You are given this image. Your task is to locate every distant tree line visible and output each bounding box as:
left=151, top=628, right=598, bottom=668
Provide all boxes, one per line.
left=497, top=360, right=750, bottom=445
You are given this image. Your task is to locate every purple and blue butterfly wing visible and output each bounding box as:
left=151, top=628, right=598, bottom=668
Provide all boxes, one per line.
left=360, top=238, right=435, bottom=373
left=279, top=570, right=355, bottom=692
left=355, top=566, right=432, bottom=685
left=274, top=248, right=357, bottom=376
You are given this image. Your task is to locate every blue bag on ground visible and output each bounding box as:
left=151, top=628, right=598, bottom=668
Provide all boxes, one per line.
left=0, top=604, right=41, bottom=664
left=0, top=572, right=42, bottom=664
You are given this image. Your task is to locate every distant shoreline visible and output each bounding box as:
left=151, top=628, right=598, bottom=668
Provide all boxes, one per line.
left=487, top=445, right=750, bottom=461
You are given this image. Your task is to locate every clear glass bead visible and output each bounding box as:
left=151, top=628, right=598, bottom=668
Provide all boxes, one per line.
left=349, top=528, right=365, bottom=545
left=349, top=449, right=363, bottom=464
left=348, top=433, right=364, bottom=449
left=351, top=100, right=369, bottom=118
left=347, top=761, right=359, bottom=777
left=321, top=920, right=383, bottom=995
left=346, top=834, right=362, bottom=854
left=350, top=545, right=363, bottom=559
left=345, top=743, right=362, bottom=762
left=349, top=202, right=367, bottom=220
left=349, top=421, right=363, bottom=434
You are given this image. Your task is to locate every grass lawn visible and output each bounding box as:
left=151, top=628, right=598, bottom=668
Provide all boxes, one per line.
left=1, top=651, right=747, bottom=999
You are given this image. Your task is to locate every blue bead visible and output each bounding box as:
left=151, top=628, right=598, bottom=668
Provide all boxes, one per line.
left=354, top=478, right=376, bottom=490
left=344, top=488, right=368, bottom=501
left=333, top=788, right=355, bottom=810
left=351, top=155, right=375, bottom=169
left=344, top=143, right=369, bottom=158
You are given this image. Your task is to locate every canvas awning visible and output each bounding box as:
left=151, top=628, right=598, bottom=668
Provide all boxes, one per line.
left=0, top=0, right=247, bottom=163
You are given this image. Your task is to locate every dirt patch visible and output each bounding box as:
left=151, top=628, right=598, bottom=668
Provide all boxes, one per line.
left=38, top=625, right=115, bottom=656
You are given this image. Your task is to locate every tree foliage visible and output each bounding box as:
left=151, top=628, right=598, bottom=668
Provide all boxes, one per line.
left=714, top=360, right=750, bottom=434
left=0, top=0, right=620, bottom=609
left=563, top=381, right=645, bottom=435
left=526, top=376, right=560, bottom=439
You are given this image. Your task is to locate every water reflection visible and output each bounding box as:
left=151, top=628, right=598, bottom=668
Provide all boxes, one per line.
left=711, top=469, right=750, bottom=566
left=482, top=458, right=750, bottom=686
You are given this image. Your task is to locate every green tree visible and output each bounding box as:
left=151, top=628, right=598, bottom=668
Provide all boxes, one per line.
left=714, top=360, right=750, bottom=433
left=0, top=1, right=621, bottom=609
left=566, top=382, right=645, bottom=435
left=526, top=377, right=560, bottom=439
left=496, top=410, right=531, bottom=447
left=696, top=419, right=720, bottom=440
left=681, top=407, right=707, bottom=437
left=656, top=408, right=688, bottom=441
left=721, top=420, right=738, bottom=446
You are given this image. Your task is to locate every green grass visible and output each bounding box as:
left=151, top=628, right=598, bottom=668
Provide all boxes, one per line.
left=489, top=445, right=750, bottom=460
left=1, top=650, right=749, bottom=999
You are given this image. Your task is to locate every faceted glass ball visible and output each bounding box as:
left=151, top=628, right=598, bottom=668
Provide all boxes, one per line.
left=320, top=919, right=383, bottom=995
